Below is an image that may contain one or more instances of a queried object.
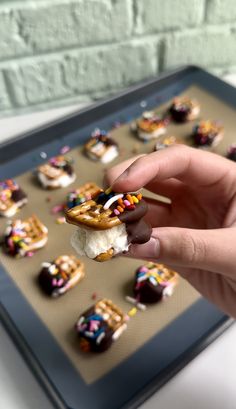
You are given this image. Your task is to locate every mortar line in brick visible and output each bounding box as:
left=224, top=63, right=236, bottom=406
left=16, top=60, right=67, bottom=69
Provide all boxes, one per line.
left=0, top=35, right=164, bottom=67
left=1, top=70, right=17, bottom=108
left=0, top=22, right=234, bottom=68
left=0, top=0, right=73, bottom=12
left=203, top=0, right=209, bottom=22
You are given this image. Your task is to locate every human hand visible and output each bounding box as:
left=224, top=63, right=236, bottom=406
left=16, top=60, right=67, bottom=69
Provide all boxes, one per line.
left=105, top=145, right=236, bottom=317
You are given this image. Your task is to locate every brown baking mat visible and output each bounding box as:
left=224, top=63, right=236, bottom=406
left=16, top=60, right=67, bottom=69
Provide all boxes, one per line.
left=0, top=85, right=235, bottom=384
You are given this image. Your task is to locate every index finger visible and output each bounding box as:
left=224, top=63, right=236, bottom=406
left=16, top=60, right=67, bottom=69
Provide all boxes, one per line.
left=111, top=145, right=235, bottom=192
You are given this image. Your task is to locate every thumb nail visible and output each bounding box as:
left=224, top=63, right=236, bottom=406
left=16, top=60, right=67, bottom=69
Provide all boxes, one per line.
left=128, top=237, right=160, bottom=259
left=113, top=169, right=129, bottom=185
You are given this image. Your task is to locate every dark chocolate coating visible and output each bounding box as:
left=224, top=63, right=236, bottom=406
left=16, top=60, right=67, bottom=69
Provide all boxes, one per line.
left=193, top=131, right=216, bottom=147
left=11, top=188, right=27, bottom=203
left=118, top=199, right=152, bottom=245
left=77, top=307, right=114, bottom=353
left=38, top=267, right=66, bottom=296
left=118, top=200, right=147, bottom=224
left=227, top=150, right=236, bottom=162
left=133, top=279, right=164, bottom=303
left=63, top=163, right=73, bottom=176
left=4, top=234, right=19, bottom=256
left=126, top=219, right=152, bottom=244
left=169, top=105, right=190, bottom=123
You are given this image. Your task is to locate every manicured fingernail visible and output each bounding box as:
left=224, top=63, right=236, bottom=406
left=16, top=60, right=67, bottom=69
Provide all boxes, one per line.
left=127, top=237, right=160, bottom=259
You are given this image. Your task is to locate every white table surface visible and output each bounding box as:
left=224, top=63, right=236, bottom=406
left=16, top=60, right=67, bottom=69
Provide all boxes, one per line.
left=1, top=73, right=236, bottom=409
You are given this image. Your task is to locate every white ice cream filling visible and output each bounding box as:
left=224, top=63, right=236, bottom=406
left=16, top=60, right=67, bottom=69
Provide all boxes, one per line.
left=38, top=172, right=76, bottom=188
left=71, top=224, right=129, bottom=259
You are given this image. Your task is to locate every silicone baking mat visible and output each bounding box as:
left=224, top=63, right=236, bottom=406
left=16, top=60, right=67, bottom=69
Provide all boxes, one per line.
left=0, top=66, right=234, bottom=409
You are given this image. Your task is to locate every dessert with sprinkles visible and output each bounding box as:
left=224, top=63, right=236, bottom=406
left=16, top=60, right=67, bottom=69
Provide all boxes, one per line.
left=0, top=179, right=27, bottom=217
left=65, top=182, right=102, bottom=210
left=84, top=129, right=119, bottom=163
left=75, top=298, right=127, bottom=352
left=131, top=111, right=168, bottom=141
left=169, top=96, right=200, bottom=123
left=3, top=215, right=48, bottom=258
left=38, top=255, right=85, bottom=297
left=37, top=155, right=76, bottom=189
left=66, top=188, right=151, bottom=262
left=192, top=120, right=224, bottom=148
left=226, top=143, right=236, bottom=162
left=133, top=262, right=178, bottom=304
left=154, top=135, right=183, bottom=151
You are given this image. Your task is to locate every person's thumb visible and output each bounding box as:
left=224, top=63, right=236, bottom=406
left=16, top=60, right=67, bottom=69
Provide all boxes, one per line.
left=126, top=226, right=236, bottom=277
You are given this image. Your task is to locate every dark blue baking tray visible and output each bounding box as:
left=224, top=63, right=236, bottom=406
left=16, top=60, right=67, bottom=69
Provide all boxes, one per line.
left=0, top=65, right=234, bottom=409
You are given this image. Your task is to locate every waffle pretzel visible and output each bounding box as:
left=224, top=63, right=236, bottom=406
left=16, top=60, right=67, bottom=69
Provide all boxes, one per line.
left=66, top=182, right=102, bottom=209
left=94, top=299, right=127, bottom=332
left=0, top=180, right=27, bottom=217
left=54, top=255, right=84, bottom=281
left=38, top=163, right=63, bottom=180
left=75, top=182, right=102, bottom=198
left=137, top=111, right=166, bottom=134
left=76, top=298, right=127, bottom=352
left=39, top=255, right=85, bottom=296
left=66, top=200, right=121, bottom=230
left=145, top=263, right=178, bottom=287
left=23, top=214, right=48, bottom=245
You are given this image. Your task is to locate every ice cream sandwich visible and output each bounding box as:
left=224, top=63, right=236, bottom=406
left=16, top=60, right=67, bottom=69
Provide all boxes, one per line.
left=4, top=215, right=48, bottom=257
left=169, top=97, right=200, bottom=123
left=84, top=129, right=119, bottom=163
left=133, top=262, right=178, bottom=303
left=131, top=111, right=168, bottom=141
left=0, top=179, right=27, bottom=217
left=66, top=189, right=152, bottom=262
left=75, top=298, right=127, bottom=352
left=37, top=155, right=76, bottom=189
left=38, top=255, right=85, bottom=297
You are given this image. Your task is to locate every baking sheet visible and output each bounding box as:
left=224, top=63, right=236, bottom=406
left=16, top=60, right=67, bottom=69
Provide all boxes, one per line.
left=0, top=85, right=235, bottom=385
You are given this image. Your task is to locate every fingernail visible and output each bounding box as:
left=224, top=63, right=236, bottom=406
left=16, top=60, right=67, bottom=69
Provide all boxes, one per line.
left=113, top=169, right=129, bottom=184
left=127, top=237, right=160, bottom=259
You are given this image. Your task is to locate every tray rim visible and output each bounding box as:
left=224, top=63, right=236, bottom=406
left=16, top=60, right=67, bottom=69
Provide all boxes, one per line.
left=0, top=64, right=235, bottom=409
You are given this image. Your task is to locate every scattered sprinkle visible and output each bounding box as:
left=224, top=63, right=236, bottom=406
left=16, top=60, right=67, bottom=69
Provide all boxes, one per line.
left=125, top=296, right=146, bottom=311
left=46, top=196, right=52, bottom=202
left=51, top=204, right=64, bottom=214
left=26, top=251, right=34, bottom=257
left=140, top=100, right=147, bottom=108
left=91, top=292, right=97, bottom=300
left=60, top=145, right=70, bottom=154
left=128, top=307, right=137, bottom=317
left=105, top=187, right=112, bottom=195
left=56, top=216, right=66, bottom=224
left=40, top=152, right=47, bottom=159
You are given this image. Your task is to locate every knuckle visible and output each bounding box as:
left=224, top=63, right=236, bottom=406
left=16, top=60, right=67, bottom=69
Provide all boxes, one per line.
left=180, top=231, right=206, bottom=265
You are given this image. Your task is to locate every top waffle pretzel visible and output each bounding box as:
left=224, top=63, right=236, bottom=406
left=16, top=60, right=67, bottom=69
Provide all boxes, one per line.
left=94, top=299, right=126, bottom=332
left=53, top=255, right=84, bottom=280
left=38, top=163, right=64, bottom=180
left=66, top=200, right=121, bottom=230
left=145, top=263, right=178, bottom=285
left=22, top=215, right=48, bottom=244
